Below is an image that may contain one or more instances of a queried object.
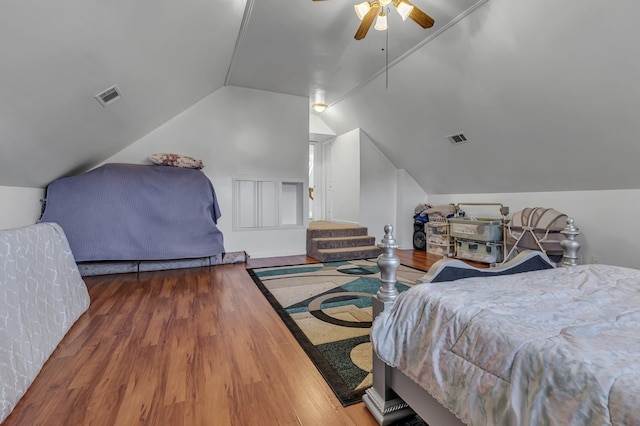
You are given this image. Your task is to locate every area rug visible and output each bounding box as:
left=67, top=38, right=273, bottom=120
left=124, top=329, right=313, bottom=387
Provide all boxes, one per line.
left=247, top=259, right=427, bottom=407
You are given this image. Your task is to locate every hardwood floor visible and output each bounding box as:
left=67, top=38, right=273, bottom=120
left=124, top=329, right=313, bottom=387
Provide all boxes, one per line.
left=4, top=250, right=437, bottom=426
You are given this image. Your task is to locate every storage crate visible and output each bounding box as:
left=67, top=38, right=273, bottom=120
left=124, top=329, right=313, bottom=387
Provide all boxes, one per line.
left=449, top=218, right=503, bottom=242
left=456, top=240, right=503, bottom=263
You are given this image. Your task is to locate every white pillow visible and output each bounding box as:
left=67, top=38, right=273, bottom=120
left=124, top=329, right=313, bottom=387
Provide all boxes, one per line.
left=148, top=153, right=204, bottom=169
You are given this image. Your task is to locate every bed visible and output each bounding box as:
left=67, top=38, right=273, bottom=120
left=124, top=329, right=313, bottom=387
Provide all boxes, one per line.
left=39, top=163, right=225, bottom=274
left=365, top=224, right=640, bottom=426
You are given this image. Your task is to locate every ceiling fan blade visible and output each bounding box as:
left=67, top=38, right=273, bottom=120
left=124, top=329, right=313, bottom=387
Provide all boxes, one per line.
left=354, top=7, right=378, bottom=40
left=405, top=1, right=434, bottom=28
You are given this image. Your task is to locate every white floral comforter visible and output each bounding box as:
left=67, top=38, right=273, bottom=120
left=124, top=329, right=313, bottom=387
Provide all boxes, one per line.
left=372, top=265, right=640, bottom=426
left=0, top=223, right=90, bottom=423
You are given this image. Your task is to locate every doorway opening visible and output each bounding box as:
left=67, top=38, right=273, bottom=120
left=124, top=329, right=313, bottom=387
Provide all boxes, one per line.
left=309, top=141, right=330, bottom=222
left=309, top=143, right=315, bottom=220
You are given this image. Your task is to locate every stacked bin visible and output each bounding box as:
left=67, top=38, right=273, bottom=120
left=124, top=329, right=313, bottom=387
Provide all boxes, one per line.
left=426, top=221, right=455, bottom=257
left=448, top=218, right=504, bottom=264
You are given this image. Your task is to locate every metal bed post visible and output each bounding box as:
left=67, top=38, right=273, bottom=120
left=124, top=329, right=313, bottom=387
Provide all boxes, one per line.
left=560, top=218, right=581, bottom=266
left=363, top=225, right=415, bottom=425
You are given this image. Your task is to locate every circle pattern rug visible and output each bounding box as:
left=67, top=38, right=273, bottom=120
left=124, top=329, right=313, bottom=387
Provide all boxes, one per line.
left=248, top=259, right=426, bottom=406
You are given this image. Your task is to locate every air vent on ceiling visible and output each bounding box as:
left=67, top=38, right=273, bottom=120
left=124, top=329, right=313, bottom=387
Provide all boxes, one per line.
left=95, top=85, right=122, bottom=107
left=447, top=132, right=469, bottom=144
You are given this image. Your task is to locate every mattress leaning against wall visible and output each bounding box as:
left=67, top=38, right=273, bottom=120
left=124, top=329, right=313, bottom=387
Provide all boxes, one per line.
left=38, top=163, right=227, bottom=275
left=0, top=222, right=90, bottom=423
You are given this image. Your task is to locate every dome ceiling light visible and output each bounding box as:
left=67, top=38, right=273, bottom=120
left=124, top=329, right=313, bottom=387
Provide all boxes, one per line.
left=312, top=103, right=328, bottom=113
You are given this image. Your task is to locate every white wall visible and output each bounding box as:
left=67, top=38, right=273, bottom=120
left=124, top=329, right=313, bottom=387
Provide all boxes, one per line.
left=328, top=129, right=360, bottom=224
left=309, top=114, right=336, bottom=142
left=102, top=86, right=309, bottom=258
left=326, top=128, right=427, bottom=248
left=429, top=190, right=640, bottom=269
left=396, top=170, right=428, bottom=249
left=360, top=131, right=399, bottom=244
left=0, top=186, right=44, bottom=230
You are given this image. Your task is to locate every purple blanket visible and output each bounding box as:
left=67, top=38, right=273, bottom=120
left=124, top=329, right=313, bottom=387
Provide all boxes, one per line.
left=40, top=163, right=224, bottom=262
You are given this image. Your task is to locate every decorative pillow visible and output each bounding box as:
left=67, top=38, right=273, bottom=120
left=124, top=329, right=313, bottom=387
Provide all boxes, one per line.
left=148, top=153, right=204, bottom=169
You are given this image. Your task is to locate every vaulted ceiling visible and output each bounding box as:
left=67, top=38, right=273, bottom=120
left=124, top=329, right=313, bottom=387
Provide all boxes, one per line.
left=0, top=0, right=244, bottom=187
left=0, top=0, right=484, bottom=188
left=2, top=0, right=640, bottom=194
left=227, top=0, right=485, bottom=104
left=320, top=0, right=640, bottom=194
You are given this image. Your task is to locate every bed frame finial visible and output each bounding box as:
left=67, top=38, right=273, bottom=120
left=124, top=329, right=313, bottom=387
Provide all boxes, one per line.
left=560, top=218, right=581, bottom=266
left=376, top=224, right=401, bottom=303
left=366, top=227, right=416, bottom=425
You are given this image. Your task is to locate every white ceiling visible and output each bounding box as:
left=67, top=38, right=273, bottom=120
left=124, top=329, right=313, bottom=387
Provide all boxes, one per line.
left=0, top=0, right=482, bottom=188
left=0, top=0, right=244, bottom=187
left=320, top=0, right=640, bottom=194
left=227, top=0, right=485, bottom=105
left=2, top=0, right=640, bottom=195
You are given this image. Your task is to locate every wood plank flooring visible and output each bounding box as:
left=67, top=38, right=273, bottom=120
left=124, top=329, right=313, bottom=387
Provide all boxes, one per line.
left=4, top=250, right=438, bottom=426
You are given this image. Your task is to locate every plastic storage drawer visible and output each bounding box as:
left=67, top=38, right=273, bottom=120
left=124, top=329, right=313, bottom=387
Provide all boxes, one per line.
left=427, top=245, right=453, bottom=256
left=456, top=240, right=503, bottom=263
left=449, top=218, right=503, bottom=242
left=426, top=222, right=449, bottom=235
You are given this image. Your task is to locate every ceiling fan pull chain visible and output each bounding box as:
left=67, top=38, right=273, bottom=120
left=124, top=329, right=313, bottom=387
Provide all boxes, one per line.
left=385, top=9, right=389, bottom=90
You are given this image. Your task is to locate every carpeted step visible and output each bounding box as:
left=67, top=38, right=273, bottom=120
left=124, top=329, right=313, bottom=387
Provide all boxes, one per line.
left=306, top=222, right=381, bottom=262
left=311, top=235, right=376, bottom=250
left=310, top=245, right=382, bottom=263
left=306, top=226, right=369, bottom=239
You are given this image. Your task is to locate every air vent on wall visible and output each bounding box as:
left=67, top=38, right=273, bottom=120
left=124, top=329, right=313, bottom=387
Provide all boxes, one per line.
left=447, top=133, right=469, bottom=144
left=95, top=85, right=122, bottom=107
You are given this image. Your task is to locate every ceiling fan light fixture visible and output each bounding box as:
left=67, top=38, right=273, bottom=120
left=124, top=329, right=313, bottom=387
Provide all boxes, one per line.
left=354, top=2, right=371, bottom=20
left=394, top=1, right=414, bottom=20
left=312, top=103, right=328, bottom=113
left=374, top=9, right=388, bottom=31
left=349, top=0, right=433, bottom=40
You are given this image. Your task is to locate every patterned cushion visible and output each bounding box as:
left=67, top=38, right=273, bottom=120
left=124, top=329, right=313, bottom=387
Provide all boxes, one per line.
left=148, top=152, right=204, bottom=169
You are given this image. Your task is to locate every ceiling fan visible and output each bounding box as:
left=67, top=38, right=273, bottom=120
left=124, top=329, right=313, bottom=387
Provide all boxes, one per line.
left=314, top=0, right=434, bottom=40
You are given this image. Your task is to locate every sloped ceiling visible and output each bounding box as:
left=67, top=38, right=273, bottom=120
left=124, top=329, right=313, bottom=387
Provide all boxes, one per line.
left=0, top=0, right=246, bottom=187
left=0, top=0, right=483, bottom=189
left=2, top=0, right=639, bottom=195
left=226, top=0, right=484, bottom=104
left=321, top=0, right=640, bottom=193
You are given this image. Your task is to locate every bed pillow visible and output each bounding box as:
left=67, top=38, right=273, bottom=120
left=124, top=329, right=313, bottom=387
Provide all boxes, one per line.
left=148, top=153, right=204, bottom=169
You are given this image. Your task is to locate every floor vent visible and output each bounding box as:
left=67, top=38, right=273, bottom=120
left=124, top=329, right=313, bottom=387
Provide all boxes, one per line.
left=95, top=85, right=123, bottom=107
left=447, top=133, right=469, bottom=144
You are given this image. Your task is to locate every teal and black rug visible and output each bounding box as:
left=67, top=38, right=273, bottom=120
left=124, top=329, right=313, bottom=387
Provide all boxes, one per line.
left=247, top=259, right=426, bottom=407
